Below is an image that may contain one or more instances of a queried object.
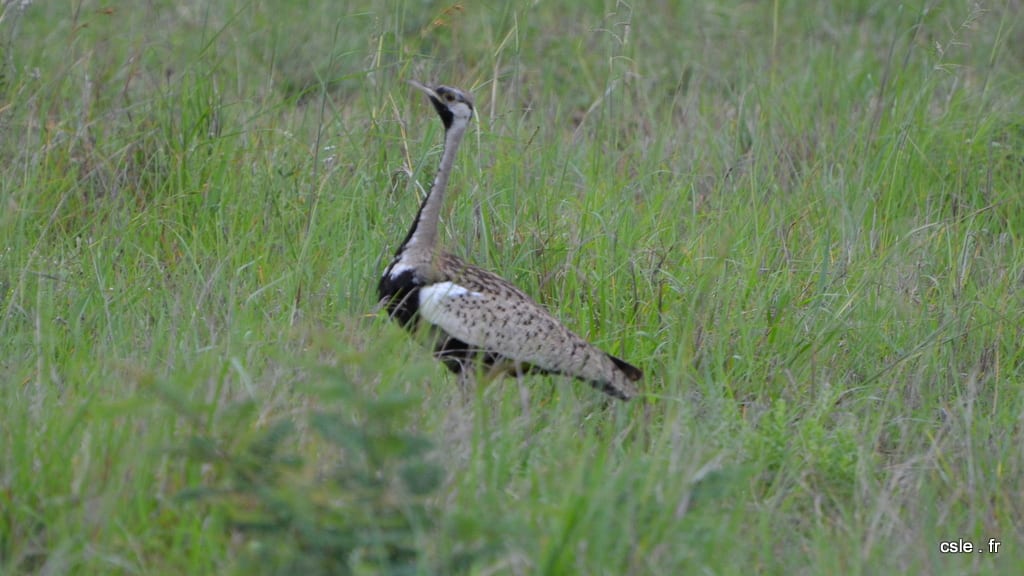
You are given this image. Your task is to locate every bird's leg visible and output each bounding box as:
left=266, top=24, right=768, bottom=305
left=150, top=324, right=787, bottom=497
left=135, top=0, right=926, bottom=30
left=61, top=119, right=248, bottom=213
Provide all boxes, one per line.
left=456, top=362, right=476, bottom=405
left=443, top=362, right=475, bottom=461
left=515, top=363, right=531, bottom=420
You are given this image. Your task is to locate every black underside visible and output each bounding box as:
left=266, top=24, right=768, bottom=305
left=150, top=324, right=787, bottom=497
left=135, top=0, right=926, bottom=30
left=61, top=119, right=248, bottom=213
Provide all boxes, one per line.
left=379, top=267, right=547, bottom=378
left=434, top=336, right=549, bottom=377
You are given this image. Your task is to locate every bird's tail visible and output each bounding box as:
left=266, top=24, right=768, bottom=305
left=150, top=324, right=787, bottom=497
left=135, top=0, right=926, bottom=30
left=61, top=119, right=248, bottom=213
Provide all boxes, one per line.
left=590, top=353, right=642, bottom=401
left=608, top=354, right=643, bottom=381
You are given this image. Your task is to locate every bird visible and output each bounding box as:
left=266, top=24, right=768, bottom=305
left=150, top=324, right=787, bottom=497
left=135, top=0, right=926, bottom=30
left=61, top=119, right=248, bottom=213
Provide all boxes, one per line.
left=377, top=80, right=642, bottom=401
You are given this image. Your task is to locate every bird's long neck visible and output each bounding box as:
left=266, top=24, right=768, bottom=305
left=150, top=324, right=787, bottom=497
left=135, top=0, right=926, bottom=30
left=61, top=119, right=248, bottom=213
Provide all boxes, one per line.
left=397, top=121, right=468, bottom=257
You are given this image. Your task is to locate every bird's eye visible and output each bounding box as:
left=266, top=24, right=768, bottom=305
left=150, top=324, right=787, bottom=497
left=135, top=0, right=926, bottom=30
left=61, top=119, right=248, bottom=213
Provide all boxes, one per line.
left=443, top=92, right=455, bottom=103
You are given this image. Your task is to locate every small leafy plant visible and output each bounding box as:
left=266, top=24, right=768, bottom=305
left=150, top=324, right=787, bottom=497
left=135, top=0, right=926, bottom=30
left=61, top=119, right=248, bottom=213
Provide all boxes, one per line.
left=171, top=363, right=478, bottom=576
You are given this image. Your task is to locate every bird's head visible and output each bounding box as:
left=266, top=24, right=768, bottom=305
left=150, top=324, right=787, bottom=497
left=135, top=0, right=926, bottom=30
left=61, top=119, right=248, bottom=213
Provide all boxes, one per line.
left=409, top=80, right=474, bottom=131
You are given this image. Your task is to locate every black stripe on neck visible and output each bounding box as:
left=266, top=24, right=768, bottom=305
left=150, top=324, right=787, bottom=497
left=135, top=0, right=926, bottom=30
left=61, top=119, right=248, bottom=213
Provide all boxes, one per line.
left=393, top=126, right=450, bottom=256
left=394, top=188, right=430, bottom=257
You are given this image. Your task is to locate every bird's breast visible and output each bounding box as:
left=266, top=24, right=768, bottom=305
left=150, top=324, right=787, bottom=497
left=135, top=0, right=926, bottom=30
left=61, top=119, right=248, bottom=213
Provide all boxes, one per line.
left=378, top=265, right=423, bottom=328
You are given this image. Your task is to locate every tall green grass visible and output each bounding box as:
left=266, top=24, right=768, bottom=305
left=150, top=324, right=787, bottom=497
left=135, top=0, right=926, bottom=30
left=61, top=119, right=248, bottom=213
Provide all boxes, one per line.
left=1, top=0, right=1021, bottom=573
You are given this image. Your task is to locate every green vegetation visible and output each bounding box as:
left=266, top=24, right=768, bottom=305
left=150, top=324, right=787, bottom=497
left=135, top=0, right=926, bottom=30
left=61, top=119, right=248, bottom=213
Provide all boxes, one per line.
left=2, top=0, right=1021, bottom=573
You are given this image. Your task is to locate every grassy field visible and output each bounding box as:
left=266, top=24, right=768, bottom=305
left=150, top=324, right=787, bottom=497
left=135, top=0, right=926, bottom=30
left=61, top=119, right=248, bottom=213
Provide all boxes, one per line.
left=2, top=0, right=1022, bottom=573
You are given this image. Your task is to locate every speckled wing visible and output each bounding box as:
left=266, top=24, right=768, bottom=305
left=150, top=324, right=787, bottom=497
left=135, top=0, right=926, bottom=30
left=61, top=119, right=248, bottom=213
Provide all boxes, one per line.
left=417, top=253, right=642, bottom=400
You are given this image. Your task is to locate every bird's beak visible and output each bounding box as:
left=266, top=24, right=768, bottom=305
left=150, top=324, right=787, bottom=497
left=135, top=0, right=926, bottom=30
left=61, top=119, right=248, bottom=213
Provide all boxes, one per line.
left=408, top=80, right=440, bottom=101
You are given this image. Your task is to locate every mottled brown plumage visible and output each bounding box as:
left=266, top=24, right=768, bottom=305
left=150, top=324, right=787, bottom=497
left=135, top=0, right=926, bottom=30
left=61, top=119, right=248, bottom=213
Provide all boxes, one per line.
left=378, top=81, right=642, bottom=400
